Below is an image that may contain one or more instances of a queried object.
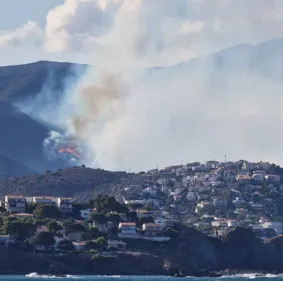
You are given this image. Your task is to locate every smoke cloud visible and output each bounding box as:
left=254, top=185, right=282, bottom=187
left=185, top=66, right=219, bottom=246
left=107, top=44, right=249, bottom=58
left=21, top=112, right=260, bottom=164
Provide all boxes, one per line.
left=43, top=130, right=84, bottom=165
left=9, top=0, right=283, bottom=171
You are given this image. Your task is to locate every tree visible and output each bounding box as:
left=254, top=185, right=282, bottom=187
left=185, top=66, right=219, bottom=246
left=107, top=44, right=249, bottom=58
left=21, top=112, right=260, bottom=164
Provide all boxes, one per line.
left=85, top=240, right=98, bottom=250
left=93, top=195, right=129, bottom=213
left=57, top=239, right=75, bottom=251
left=33, top=231, right=55, bottom=251
left=110, top=226, right=118, bottom=236
left=33, top=219, right=45, bottom=226
left=252, top=194, right=261, bottom=203
left=66, top=223, right=87, bottom=233
left=2, top=220, right=36, bottom=241
left=47, top=221, right=62, bottom=233
left=168, top=179, right=175, bottom=188
left=139, top=216, right=154, bottom=227
left=126, top=211, right=137, bottom=221
left=88, top=199, right=94, bottom=209
left=90, top=213, right=107, bottom=225
left=106, top=214, right=122, bottom=224
left=144, top=203, right=152, bottom=211
left=26, top=202, right=38, bottom=214
left=62, top=218, right=75, bottom=228
left=127, top=203, right=143, bottom=210
left=4, top=217, right=18, bottom=223
left=34, top=204, right=62, bottom=219
left=264, top=228, right=277, bottom=238
left=89, top=227, right=106, bottom=239
left=95, top=237, right=107, bottom=250
left=165, top=227, right=181, bottom=238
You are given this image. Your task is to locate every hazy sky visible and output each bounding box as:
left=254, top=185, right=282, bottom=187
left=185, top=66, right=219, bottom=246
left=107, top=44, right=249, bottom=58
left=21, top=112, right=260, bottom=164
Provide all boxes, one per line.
left=1, top=0, right=283, bottom=66
left=0, top=0, right=64, bottom=30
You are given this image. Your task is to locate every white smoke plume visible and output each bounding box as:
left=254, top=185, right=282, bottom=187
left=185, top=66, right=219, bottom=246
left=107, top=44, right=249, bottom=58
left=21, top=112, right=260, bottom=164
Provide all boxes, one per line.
left=10, top=0, right=283, bottom=171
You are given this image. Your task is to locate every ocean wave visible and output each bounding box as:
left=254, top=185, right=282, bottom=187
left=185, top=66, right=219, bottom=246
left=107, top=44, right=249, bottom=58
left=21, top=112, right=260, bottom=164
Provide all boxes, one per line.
left=221, top=273, right=283, bottom=279
left=25, top=272, right=80, bottom=278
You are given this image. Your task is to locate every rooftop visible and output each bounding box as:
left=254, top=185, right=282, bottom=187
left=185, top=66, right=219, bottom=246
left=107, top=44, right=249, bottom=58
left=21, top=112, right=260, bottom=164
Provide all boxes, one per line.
left=33, top=196, right=53, bottom=199
left=119, top=222, right=136, bottom=226
left=143, top=223, right=160, bottom=227
left=12, top=213, right=33, bottom=217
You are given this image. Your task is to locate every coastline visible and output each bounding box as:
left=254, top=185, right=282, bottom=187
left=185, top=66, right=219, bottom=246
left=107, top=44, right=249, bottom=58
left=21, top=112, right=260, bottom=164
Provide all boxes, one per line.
left=1, top=269, right=283, bottom=278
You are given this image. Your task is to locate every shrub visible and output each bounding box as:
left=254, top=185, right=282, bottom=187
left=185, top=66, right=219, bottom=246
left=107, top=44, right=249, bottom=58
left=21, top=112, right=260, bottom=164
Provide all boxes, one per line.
left=92, top=255, right=115, bottom=263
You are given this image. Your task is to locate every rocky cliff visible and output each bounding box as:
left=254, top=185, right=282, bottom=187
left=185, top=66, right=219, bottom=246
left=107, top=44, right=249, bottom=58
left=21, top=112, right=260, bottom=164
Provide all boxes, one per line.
left=1, top=227, right=283, bottom=276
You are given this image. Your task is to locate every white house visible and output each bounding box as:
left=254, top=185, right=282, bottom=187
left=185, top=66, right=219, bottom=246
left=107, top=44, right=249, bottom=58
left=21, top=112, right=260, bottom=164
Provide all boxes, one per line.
left=265, top=175, right=281, bottom=183
left=80, top=209, right=90, bottom=219
left=252, top=174, right=264, bottom=181
left=72, top=242, right=86, bottom=251
left=107, top=240, right=127, bottom=251
left=187, top=192, right=196, bottom=201
left=262, top=221, right=283, bottom=234
left=119, top=223, right=136, bottom=234
left=142, top=187, right=156, bottom=196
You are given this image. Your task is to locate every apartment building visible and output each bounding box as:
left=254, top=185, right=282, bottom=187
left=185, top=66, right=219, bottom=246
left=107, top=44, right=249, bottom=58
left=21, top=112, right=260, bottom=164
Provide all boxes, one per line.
left=32, top=196, right=55, bottom=205
left=4, top=196, right=26, bottom=213
left=57, top=197, right=73, bottom=213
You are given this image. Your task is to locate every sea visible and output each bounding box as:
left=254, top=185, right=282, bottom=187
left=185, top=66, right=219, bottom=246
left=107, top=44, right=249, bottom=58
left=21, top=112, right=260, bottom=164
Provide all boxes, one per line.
left=0, top=273, right=282, bottom=281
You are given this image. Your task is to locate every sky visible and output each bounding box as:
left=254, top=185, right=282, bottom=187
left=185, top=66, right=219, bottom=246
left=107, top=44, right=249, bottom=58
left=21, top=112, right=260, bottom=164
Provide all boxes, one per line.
left=0, top=0, right=64, bottom=30
left=1, top=0, right=283, bottom=66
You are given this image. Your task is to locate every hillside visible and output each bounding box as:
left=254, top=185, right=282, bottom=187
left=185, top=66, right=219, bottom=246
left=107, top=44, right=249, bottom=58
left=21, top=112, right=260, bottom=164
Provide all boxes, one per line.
left=0, top=60, right=87, bottom=102
left=0, top=101, right=66, bottom=173
left=0, top=38, right=283, bottom=176
left=173, top=37, right=283, bottom=78
left=0, top=154, right=36, bottom=177
left=1, top=38, right=283, bottom=105
left=0, top=166, right=127, bottom=200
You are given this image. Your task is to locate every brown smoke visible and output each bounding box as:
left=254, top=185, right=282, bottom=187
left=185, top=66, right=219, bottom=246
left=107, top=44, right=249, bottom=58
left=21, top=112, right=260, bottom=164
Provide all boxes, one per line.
left=69, top=74, right=126, bottom=138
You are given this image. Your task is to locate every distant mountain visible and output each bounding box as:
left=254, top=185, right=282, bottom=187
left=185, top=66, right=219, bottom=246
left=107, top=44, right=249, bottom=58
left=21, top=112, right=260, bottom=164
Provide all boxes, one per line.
left=0, top=38, right=283, bottom=176
left=0, top=60, right=87, bottom=103
left=1, top=38, right=283, bottom=104
left=153, top=37, right=283, bottom=82
left=0, top=101, right=67, bottom=173
left=0, top=154, right=36, bottom=177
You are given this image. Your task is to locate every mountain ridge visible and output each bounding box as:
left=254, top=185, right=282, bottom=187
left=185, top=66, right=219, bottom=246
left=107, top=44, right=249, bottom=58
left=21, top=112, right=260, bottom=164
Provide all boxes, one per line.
left=0, top=37, right=283, bottom=176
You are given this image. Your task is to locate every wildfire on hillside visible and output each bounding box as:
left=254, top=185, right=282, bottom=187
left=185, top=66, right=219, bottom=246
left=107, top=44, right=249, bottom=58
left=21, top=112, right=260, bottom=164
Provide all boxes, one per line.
left=58, top=147, right=80, bottom=159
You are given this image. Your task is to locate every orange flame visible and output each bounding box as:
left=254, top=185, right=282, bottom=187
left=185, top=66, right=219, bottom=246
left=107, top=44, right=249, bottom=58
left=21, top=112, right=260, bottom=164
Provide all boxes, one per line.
left=58, top=147, right=80, bottom=159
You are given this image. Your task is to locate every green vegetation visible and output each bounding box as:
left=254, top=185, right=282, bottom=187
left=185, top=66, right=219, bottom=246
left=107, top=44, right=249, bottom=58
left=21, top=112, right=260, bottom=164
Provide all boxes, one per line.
left=57, top=239, right=75, bottom=251
left=32, top=231, right=55, bottom=250
left=34, top=204, right=62, bottom=219
left=47, top=220, right=62, bottom=233
left=1, top=218, right=36, bottom=241
left=91, top=254, right=115, bottom=263
left=89, top=195, right=129, bottom=213
left=85, top=237, right=107, bottom=251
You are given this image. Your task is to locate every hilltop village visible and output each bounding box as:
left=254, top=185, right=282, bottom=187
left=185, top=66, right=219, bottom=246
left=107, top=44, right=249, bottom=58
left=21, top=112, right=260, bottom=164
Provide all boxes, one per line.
left=1, top=160, right=283, bottom=248
left=1, top=160, right=283, bottom=275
